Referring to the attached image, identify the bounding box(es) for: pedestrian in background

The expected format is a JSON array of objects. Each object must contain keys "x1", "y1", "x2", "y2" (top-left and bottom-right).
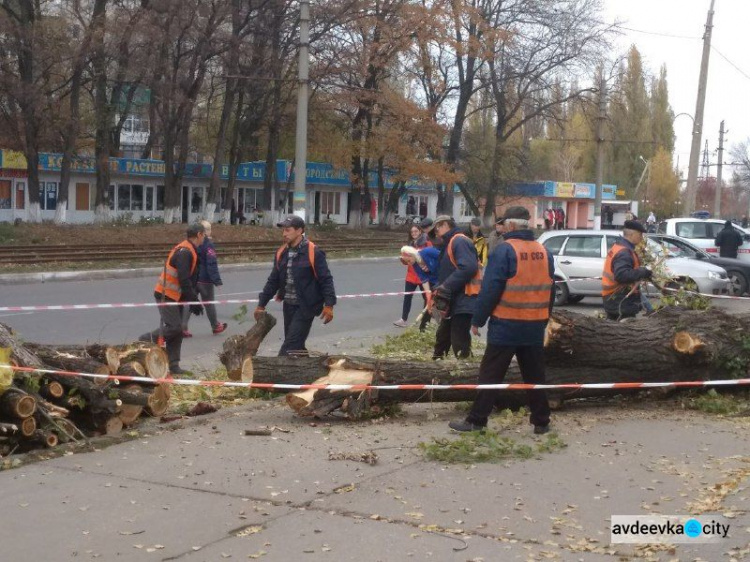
[
  {"x1": 254, "y1": 216, "x2": 336, "y2": 356},
  {"x1": 714, "y1": 220, "x2": 744, "y2": 259},
  {"x1": 429, "y1": 216, "x2": 479, "y2": 359},
  {"x1": 181, "y1": 220, "x2": 228, "y2": 337},
  {"x1": 449, "y1": 206, "x2": 554, "y2": 435},
  {"x1": 465, "y1": 217, "x2": 488, "y2": 267},
  {"x1": 487, "y1": 217, "x2": 506, "y2": 254},
  {"x1": 394, "y1": 224, "x2": 431, "y2": 327},
  {"x1": 140, "y1": 224, "x2": 205, "y2": 375}
]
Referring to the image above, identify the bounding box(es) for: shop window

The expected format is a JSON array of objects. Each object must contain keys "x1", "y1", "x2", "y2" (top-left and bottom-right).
[
  {"x1": 156, "y1": 185, "x2": 165, "y2": 210},
  {"x1": 107, "y1": 185, "x2": 115, "y2": 210},
  {"x1": 190, "y1": 186, "x2": 203, "y2": 212},
  {"x1": 320, "y1": 192, "x2": 340, "y2": 215},
  {"x1": 40, "y1": 182, "x2": 57, "y2": 210},
  {"x1": 131, "y1": 184, "x2": 144, "y2": 210},
  {"x1": 0, "y1": 180, "x2": 10, "y2": 209},
  {"x1": 15, "y1": 182, "x2": 25, "y2": 209},
  {"x1": 117, "y1": 184, "x2": 131, "y2": 211},
  {"x1": 145, "y1": 186, "x2": 154, "y2": 211}
]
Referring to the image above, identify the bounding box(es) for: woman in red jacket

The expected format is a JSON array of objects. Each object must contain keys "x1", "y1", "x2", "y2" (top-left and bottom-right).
[{"x1": 394, "y1": 225, "x2": 431, "y2": 327}]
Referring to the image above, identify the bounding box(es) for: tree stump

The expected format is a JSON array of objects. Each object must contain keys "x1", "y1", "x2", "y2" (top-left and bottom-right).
[{"x1": 219, "y1": 312, "x2": 277, "y2": 380}]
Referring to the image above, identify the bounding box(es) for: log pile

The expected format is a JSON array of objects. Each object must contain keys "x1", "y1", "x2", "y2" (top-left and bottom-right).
[
  {"x1": 221, "y1": 308, "x2": 750, "y2": 419},
  {"x1": 0, "y1": 323, "x2": 172, "y2": 455}
]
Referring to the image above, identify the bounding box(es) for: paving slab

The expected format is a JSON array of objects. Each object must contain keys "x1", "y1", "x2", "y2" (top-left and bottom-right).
[{"x1": 0, "y1": 462, "x2": 292, "y2": 561}]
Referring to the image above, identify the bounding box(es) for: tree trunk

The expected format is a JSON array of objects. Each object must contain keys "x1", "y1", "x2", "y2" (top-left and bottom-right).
[
  {"x1": 0, "y1": 389, "x2": 37, "y2": 419},
  {"x1": 219, "y1": 312, "x2": 278, "y2": 380}
]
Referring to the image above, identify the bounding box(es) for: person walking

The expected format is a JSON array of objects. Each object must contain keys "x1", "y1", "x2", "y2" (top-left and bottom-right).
[
  {"x1": 254, "y1": 215, "x2": 336, "y2": 356},
  {"x1": 181, "y1": 220, "x2": 228, "y2": 337},
  {"x1": 487, "y1": 217, "x2": 506, "y2": 254},
  {"x1": 428, "y1": 216, "x2": 480, "y2": 359},
  {"x1": 139, "y1": 224, "x2": 205, "y2": 375},
  {"x1": 714, "y1": 220, "x2": 744, "y2": 259},
  {"x1": 602, "y1": 220, "x2": 653, "y2": 321},
  {"x1": 466, "y1": 217, "x2": 489, "y2": 266},
  {"x1": 394, "y1": 225, "x2": 431, "y2": 327},
  {"x1": 557, "y1": 207, "x2": 566, "y2": 230},
  {"x1": 449, "y1": 206, "x2": 554, "y2": 435}
]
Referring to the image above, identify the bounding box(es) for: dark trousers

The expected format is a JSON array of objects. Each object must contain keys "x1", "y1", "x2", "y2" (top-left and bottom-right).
[
  {"x1": 467, "y1": 344, "x2": 550, "y2": 428},
  {"x1": 181, "y1": 283, "x2": 219, "y2": 330},
  {"x1": 433, "y1": 313, "x2": 472, "y2": 359},
  {"x1": 603, "y1": 292, "x2": 642, "y2": 320},
  {"x1": 402, "y1": 281, "x2": 430, "y2": 330},
  {"x1": 279, "y1": 302, "x2": 315, "y2": 356},
  {"x1": 141, "y1": 298, "x2": 184, "y2": 367}
]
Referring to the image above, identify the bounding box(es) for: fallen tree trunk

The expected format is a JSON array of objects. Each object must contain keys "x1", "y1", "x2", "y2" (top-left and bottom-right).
[
  {"x1": 219, "y1": 312, "x2": 277, "y2": 380},
  {"x1": 238, "y1": 308, "x2": 750, "y2": 418}
]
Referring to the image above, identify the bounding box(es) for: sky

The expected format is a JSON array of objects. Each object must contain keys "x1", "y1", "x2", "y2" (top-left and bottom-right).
[{"x1": 603, "y1": 0, "x2": 750, "y2": 177}]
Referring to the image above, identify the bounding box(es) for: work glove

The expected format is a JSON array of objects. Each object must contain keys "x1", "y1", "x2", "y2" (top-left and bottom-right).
[
  {"x1": 253, "y1": 306, "x2": 266, "y2": 322},
  {"x1": 320, "y1": 305, "x2": 334, "y2": 324},
  {"x1": 190, "y1": 304, "x2": 204, "y2": 316},
  {"x1": 641, "y1": 267, "x2": 653, "y2": 280}
]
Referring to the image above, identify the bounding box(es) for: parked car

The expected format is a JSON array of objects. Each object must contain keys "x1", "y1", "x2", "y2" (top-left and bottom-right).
[
  {"x1": 657, "y1": 218, "x2": 750, "y2": 262},
  {"x1": 650, "y1": 234, "x2": 750, "y2": 296},
  {"x1": 537, "y1": 230, "x2": 732, "y2": 306}
]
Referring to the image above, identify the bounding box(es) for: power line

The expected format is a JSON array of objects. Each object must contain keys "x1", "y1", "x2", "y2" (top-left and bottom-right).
[
  {"x1": 711, "y1": 46, "x2": 750, "y2": 82},
  {"x1": 612, "y1": 24, "x2": 700, "y2": 41}
]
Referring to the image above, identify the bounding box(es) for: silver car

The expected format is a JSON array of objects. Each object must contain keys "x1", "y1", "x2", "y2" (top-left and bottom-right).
[{"x1": 537, "y1": 230, "x2": 731, "y2": 305}]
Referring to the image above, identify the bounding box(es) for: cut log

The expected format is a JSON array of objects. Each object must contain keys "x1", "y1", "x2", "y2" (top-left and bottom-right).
[
  {"x1": 40, "y1": 381, "x2": 65, "y2": 400},
  {"x1": 219, "y1": 312, "x2": 277, "y2": 380},
  {"x1": 117, "y1": 348, "x2": 169, "y2": 380},
  {"x1": 0, "y1": 389, "x2": 37, "y2": 419},
  {"x1": 117, "y1": 384, "x2": 145, "y2": 425},
  {"x1": 116, "y1": 361, "x2": 146, "y2": 378},
  {"x1": 144, "y1": 384, "x2": 171, "y2": 417},
  {"x1": 101, "y1": 416, "x2": 123, "y2": 435},
  {"x1": 32, "y1": 430, "x2": 58, "y2": 448},
  {"x1": 22, "y1": 346, "x2": 110, "y2": 381},
  {"x1": 49, "y1": 418, "x2": 80, "y2": 443},
  {"x1": 0, "y1": 421, "x2": 18, "y2": 435},
  {"x1": 19, "y1": 416, "x2": 37, "y2": 437},
  {"x1": 241, "y1": 307, "x2": 750, "y2": 418},
  {"x1": 24, "y1": 342, "x2": 120, "y2": 373}
]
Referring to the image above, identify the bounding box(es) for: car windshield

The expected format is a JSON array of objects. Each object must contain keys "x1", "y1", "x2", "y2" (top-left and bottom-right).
[{"x1": 649, "y1": 236, "x2": 709, "y2": 259}]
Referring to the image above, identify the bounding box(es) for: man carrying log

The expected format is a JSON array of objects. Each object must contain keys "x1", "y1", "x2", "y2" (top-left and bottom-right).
[
  {"x1": 254, "y1": 215, "x2": 336, "y2": 356},
  {"x1": 450, "y1": 206, "x2": 554, "y2": 435},
  {"x1": 602, "y1": 220, "x2": 653, "y2": 321},
  {"x1": 139, "y1": 223, "x2": 205, "y2": 375},
  {"x1": 429, "y1": 215, "x2": 480, "y2": 359}
]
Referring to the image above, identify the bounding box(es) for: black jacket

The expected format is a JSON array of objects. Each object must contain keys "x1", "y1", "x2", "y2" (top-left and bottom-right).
[
  {"x1": 437, "y1": 228, "x2": 479, "y2": 316},
  {"x1": 154, "y1": 242, "x2": 199, "y2": 303},
  {"x1": 714, "y1": 226, "x2": 743, "y2": 258},
  {"x1": 258, "y1": 238, "x2": 337, "y2": 314}
]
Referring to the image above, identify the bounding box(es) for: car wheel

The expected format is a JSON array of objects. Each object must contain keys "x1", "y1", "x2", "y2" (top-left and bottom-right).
[
  {"x1": 726, "y1": 270, "x2": 748, "y2": 296},
  {"x1": 554, "y1": 280, "x2": 569, "y2": 306},
  {"x1": 567, "y1": 295, "x2": 585, "y2": 304}
]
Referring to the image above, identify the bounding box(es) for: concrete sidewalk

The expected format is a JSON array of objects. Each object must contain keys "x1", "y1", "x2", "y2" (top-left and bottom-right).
[{"x1": 2, "y1": 399, "x2": 748, "y2": 561}]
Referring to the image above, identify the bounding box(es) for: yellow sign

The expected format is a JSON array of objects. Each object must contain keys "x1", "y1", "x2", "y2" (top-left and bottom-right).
[
  {"x1": 2, "y1": 150, "x2": 27, "y2": 170},
  {"x1": 616, "y1": 189, "x2": 625, "y2": 196},
  {"x1": 556, "y1": 182, "x2": 574, "y2": 198}
]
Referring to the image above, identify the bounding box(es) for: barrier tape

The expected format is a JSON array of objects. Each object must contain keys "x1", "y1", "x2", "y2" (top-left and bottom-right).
[{"x1": 4, "y1": 364, "x2": 750, "y2": 392}]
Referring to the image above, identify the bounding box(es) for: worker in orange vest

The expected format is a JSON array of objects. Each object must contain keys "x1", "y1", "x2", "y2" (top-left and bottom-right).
[
  {"x1": 139, "y1": 224, "x2": 205, "y2": 375},
  {"x1": 449, "y1": 206, "x2": 554, "y2": 435},
  {"x1": 602, "y1": 220, "x2": 652, "y2": 320}
]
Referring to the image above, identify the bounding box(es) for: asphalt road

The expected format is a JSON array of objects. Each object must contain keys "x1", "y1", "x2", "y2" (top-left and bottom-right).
[{"x1": 2, "y1": 259, "x2": 748, "y2": 373}]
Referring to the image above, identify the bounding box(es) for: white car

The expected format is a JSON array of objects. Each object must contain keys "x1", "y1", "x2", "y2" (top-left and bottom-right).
[
  {"x1": 537, "y1": 230, "x2": 731, "y2": 305},
  {"x1": 657, "y1": 218, "x2": 750, "y2": 262}
]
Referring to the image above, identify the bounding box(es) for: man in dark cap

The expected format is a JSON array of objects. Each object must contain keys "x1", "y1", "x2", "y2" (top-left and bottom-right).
[
  {"x1": 601, "y1": 219, "x2": 653, "y2": 320},
  {"x1": 714, "y1": 220, "x2": 744, "y2": 259},
  {"x1": 255, "y1": 215, "x2": 336, "y2": 355},
  {"x1": 487, "y1": 216, "x2": 506, "y2": 254},
  {"x1": 450, "y1": 206, "x2": 554, "y2": 434},
  {"x1": 429, "y1": 215, "x2": 479, "y2": 359},
  {"x1": 420, "y1": 217, "x2": 434, "y2": 240},
  {"x1": 465, "y1": 217, "x2": 488, "y2": 266}
]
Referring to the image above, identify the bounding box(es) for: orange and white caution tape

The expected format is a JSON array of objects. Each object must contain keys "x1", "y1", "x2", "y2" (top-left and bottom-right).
[{"x1": 4, "y1": 365, "x2": 750, "y2": 392}]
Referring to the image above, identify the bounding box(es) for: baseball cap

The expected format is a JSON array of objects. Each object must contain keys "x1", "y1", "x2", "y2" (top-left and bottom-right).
[
  {"x1": 420, "y1": 217, "x2": 433, "y2": 229},
  {"x1": 276, "y1": 215, "x2": 306, "y2": 229},
  {"x1": 501, "y1": 206, "x2": 531, "y2": 221}
]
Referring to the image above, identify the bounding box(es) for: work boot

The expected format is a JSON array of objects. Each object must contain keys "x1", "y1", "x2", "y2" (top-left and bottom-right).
[
  {"x1": 533, "y1": 425, "x2": 550, "y2": 435},
  {"x1": 448, "y1": 420, "x2": 486, "y2": 433},
  {"x1": 212, "y1": 322, "x2": 228, "y2": 335},
  {"x1": 169, "y1": 364, "x2": 189, "y2": 376}
]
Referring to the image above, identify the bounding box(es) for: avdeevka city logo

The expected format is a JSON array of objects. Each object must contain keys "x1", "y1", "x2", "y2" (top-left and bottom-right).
[{"x1": 684, "y1": 519, "x2": 702, "y2": 538}]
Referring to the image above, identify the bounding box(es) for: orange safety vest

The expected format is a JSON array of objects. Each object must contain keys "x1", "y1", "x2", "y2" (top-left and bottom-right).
[
  {"x1": 602, "y1": 243, "x2": 640, "y2": 297},
  {"x1": 492, "y1": 239, "x2": 553, "y2": 322},
  {"x1": 447, "y1": 233, "x2": 483, "y2": 296},
  {"x1": 154, "y1": 240, "x2": 198, "y2": 301},
  {"x1": 276, "y1": 240, "x2": 317, "y2": 279}
]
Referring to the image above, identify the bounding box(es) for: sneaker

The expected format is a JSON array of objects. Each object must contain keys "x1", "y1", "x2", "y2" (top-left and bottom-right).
[
  {"x1": 393, "y1": 319, "x2": 408, "y2": 328},
  {"x1": 182, "y1": 330, "x2": 193, "y2": 338},
  {"x1": 533, "y1": 425, "x2": 550, "y2": 435},
  {"x1": 212, "y1": 322, "x2": 228, "y2": 335},
  {"x1": 448, "y1": 420, "x2": 486, "y2": 433}
]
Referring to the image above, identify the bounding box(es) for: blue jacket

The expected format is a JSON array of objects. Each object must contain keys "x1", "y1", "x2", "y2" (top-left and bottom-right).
[
  {"x1": 258, "y1": 238, "x2": 337, "y2": 315},
  {"x1": 472, "y1": 230, "x2": 555, "y2": 347},
  {"x1": 414, "y1": 247, "x2": 440, "y2": 286},
  {"x1": 437, "y1": 228, "x2": 478, "y2": 316},
  {"x1": 197, "y1": 238, "x2": 223, "y2": 285}
]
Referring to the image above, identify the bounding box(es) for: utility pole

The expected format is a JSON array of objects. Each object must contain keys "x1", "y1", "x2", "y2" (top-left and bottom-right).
[
  {"x1": 714, "y1": 120, "x2": 725, "y2": 217},
  {"x1": 292, "y1": 0, "x2": 310, "y2": 222},
  {"x1": 594, "y1": 72, "x2": 606, "y2": 230},
  {"x1": 683, "y1": 0, "x2": 715, "y2": 216}
]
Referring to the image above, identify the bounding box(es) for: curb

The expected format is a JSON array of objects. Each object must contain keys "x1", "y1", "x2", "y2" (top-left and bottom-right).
[{"x1": 0, "y1": 255, "x2": 396, "y2": 286}]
